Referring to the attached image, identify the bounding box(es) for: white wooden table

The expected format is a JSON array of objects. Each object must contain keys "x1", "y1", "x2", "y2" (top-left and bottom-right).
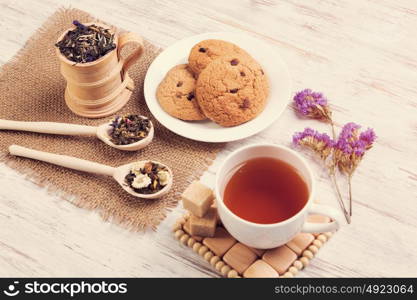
[{"x1": 0, "y1": 0, "x2": 416, "y2": 277}]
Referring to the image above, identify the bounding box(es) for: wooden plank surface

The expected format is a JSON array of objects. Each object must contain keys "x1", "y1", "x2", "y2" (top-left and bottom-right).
[{"x1": 0, "y1": 0, "x2": 416, "y2": 277}]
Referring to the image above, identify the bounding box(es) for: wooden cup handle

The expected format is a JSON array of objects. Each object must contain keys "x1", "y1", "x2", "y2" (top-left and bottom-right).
[{"x1": 117, "y1": 32, "x2": 144, "y2": 74}]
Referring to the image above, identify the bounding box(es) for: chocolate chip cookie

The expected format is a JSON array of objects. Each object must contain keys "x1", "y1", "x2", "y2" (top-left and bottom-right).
[
  {"x1": 156, "y1": 64, "x2": 206, "y2": 121},
  {"x1": 188, "y1": 39, "x2": 249, "y2": 75},
  {"x1": 196, "y1": 55, "x2": 269, "y2": 127}
]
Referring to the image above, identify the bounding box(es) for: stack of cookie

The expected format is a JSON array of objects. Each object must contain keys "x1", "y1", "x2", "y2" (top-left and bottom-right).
[{"x1": 156, "y1": 39, "x2": 269, "y2": 127}]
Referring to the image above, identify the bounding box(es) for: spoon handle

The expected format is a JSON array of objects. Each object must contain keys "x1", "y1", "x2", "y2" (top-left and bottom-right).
[
  {"x1": 0, "y1": 119, "x2": 97, "y2": 136},
  {"x1": 9, "y1": 145, "x2": 115, "y2": 176}
]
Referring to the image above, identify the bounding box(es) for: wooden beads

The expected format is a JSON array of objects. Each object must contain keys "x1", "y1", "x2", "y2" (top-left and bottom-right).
[
  {"x1": 312, "y1": 239, "x2": 323, "y2": 248},
  {"x1": 198, "y1": 245, "x2": 209, "y2": 256},
  {"x1": 227, "y1": 270, "x2": 239, "y2": 278},
  {"x1": 300, "y1": 257, "x2": 309, "y2": 267},
  {"x1": 187, "y1": 237, "x2": 196, "y2": 247},
  {"x1": 302, "y1": 250, "x2": 314, "y2": 260},
  {"x1": 317, "y1": 234, "x2": 327, "y2": 243},
  {"x1": 210, "y1": 256, "x2": 220, "y2": 266},
  {"x1": 308, "y1": 245, "x2": 319, "y2": 255},
  {"x1": 173, "y1": 214, "x2": 335, "y2": 279},
  {"x1": 180, "y1": 234, "x2": 190, "y2": 245},
  {"x1": 204, "y1": 251, "x2": 214, "y2": 262},
  {"x1": 192, "y1": 242, "x2": 202, "y2": 252},
  {"x1": 283, "y1": 232, "x2": 331, "y2": 276},
  {"x1": 215, "y1": 261, "x2": 225, "y2": 271},
  {"x1": 293, "y1": 260, "x2": 303, "y2": 270},
  {"x1": 221, "y1": 265, "x2": 231, "y2": 276},
  {"x1": 174, "y1": 230, "x2": 184, "y2": 240},
  {"x1": 282, "y1": 271, "x2": 294, "y2": 278},
  {"x1": 288, "y1": 266, "x2": 298, "y2": 276}
]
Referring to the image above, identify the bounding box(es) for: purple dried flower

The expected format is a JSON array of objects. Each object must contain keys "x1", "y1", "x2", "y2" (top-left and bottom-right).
[
  {"x1": 334, "y1": 123, "x2": 376, "y2": 174},
  {"x1": 72, "y1": 20, "x2": 87, "y2": 30},
  {"x1": 293, "y1": 127, "x2": 334, "y2": 160},
  {"x1": 85, "y1": 54, "x2": 95, "y2": 62},
  {"x1": 293, "y1": 89, "x2": 332, "y2": 122},
  {"x1": 110, "y1": 116, "x2": 120, "y2": 128},
  {"x1": 360, "y1": 128, "x2": 376, "y2": 149},
  {"x1": 339, "y1": 122, "x2": 360, "y2": 140}
]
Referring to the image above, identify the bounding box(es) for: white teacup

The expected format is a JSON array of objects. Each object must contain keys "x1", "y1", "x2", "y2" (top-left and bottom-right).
[{"x1": 215, "y1": 144, "x2": 343, "y2": 249}]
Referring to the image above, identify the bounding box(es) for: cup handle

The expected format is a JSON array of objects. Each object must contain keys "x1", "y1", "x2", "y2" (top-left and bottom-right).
[
  {"x1": 301, "y1": 203, "x2": 343, "y2": 233},
  {"x1": 117, "y1": 32, "x2": 144, "y2": 75}
]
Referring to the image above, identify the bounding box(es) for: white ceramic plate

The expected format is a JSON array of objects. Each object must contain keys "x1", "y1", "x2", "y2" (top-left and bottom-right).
[{"x1": 144, "y1": 32, "x2": 292, "y2": 143}]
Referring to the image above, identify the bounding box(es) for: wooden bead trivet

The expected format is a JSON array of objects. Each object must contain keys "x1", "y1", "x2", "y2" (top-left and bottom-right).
[{"x1": 172, "y1": 213, "x2": 335, "y2": 278}]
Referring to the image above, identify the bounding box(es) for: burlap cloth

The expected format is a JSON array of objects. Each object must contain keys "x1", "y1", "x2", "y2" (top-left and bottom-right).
[{"x1": 0, "y1": 8, "x2": 223, "y2": 230}]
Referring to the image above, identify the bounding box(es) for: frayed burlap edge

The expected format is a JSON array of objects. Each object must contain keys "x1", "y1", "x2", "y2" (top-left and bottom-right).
[{"x1": 0, "y1": 7, "x2": 223, "y2": 231}]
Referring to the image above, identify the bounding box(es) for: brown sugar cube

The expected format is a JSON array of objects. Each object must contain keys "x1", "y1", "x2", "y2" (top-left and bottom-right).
[
  {"x1": 223, "y1": 243, "x2": 257, "y2": 274},
  {"x1": 243, "y1": 260, "x2": 279, "y2": 278},
  {"x1": 182, "y1": 181, "x2": 214, "y2": 217},
  {"x1": 307, "y1": 214, "x2": 331, "y2": 237},
  {"x1": 203, "y1": 227, "x2": 236, "y2": 257},
  {"x1": 210, "y1": 202, "x2": 221, "y2": 224},
  {"x1": 262, "y1": 246, "x2": 297, "y2": 275},
  {"x1": 189, "y1": 207, "x2": 218, "y2": 237},
  {"x1": 286, "y1": 233, "x2": 315, "y2": 256},
  {"x1": 247, "y1": 247, "x2": 266, "y2": 257},
  {"x1": 183, "y1": 219, "x2": 203, "y2": 241}
]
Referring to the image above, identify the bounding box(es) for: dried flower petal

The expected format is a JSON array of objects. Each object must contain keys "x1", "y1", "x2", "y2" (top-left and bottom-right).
[
  {"x1": 72, "y1": 20, "x2": 86, "y2": 30},
  {"x1": 359, "y1": 128, "x2": 377, "y2": 150},
  {"x1": 293, "y1": 127, "x2": 334, "y2": 160},
  {"x1": 334, "y1": 123, "x2": 376, "y2": 175},
  {"x1": 293, "y1": 89, "x2": 332, "y2": 122}
]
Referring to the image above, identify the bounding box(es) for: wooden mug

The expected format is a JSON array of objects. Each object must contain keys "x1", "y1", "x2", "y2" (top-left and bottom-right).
[{"x1": 56, "y1": 23, "x2": 144, "y2": 118}]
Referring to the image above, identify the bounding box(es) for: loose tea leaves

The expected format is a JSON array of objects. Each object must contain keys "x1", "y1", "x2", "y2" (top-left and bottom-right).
[
  {"x1": 125, "y1": 162, "x2": 170, "y2": 194},
  {"x1": 109, "y1": 115, "x2": 151, "y2": 145},
  {"x1": 55, "y1": 20, "x2": 116, "y2": 63}
]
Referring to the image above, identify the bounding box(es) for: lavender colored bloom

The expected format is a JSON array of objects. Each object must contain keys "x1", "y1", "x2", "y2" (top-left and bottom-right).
[
  {"x1": 335, "y1": 123, "x2": 376, "y2": 174},
  {"x1": 338, "y1": 122, "x2": 360, "y2": 140},
  {"x1": 335, "y1": 123, "x2": 376, "y2": 156},
  {"x1": 293, "y1": 89, "x2": 332, "y2": 122},
  {"x1": 85, "y1": 54, "x2": 95, "y2": 62},
  {"x1": 293, "y1": 127, "x2": 334, "y2": 160},
  {"x1": 360, "y1": 128, "x2": 377, "y2": 149},
  {"x1": 292, "y1": 127, "x2": 315, "y2": 145},
  {"x1": 110, "y1": 116, "x2": 120, "y2": 128},
  {"x1": 72, "y1": 20, "x2": 86, "y2": 30},
  {"x1": 354, "y1": 146, "x2": 365, "y2": 157}
]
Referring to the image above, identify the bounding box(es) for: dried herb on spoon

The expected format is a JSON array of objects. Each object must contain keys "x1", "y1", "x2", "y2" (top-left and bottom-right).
[
  {"x1": 109, "y1": 115, "x2": 151, "y2": 145},
  {"x1": 55, "y1": 20, "x2": 116, "y2": 63},
  {"x1": 125, "y1": 162, "x2": 170, "y2": 194}
]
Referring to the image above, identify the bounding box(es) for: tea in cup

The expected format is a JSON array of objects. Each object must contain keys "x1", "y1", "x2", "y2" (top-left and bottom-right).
[{"x1": 215, "y1": 143, "x2": 343, "y2": 249}]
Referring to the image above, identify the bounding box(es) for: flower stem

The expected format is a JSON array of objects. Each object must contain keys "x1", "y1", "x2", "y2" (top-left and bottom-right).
[
  {"x1": 348, "y1": 174, "x2": 353, "y2": 217},
  {"x1": 330, "y1": 120, "x2": 336, "y2": 140},
  {"x1": 328, "y1": 169, "x2": 351, "y2": 224},
  {"x1": 327, "y1": 121, "x2": 350, "y2": 223}
]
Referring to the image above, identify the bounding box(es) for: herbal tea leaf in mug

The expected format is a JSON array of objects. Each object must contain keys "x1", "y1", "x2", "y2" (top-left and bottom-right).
[{"x1": 55, "y1": 20, "x2": 116, "y2": 63}]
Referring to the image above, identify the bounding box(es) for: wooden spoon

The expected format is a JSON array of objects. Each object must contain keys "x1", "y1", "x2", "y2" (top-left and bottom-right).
[
  {"x1": 8, "y1": 145, "x2": 172, "y2": 199},
  {"x1": 0, "y1": 118, "x2": 153, "y2": 151}
]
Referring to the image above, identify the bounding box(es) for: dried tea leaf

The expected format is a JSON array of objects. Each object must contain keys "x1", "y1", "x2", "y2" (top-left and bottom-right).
[{"x1": 55, "y1": 20, "x2": 116, "y2": 63}]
